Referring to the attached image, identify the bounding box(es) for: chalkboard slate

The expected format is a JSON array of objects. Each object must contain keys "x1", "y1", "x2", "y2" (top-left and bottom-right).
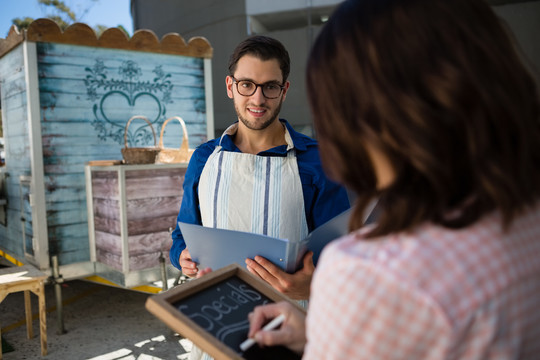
[
  {"x1": 174, "y1": 276, "x2": 271, "y2": 348},
  {"x1": 146, "y1": 264, "x2": 304, "y2": 360}
]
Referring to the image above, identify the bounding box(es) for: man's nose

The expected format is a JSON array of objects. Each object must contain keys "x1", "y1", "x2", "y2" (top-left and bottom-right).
[{"x1": 250, "y1": 85, "x2": 266, "y2": 103}]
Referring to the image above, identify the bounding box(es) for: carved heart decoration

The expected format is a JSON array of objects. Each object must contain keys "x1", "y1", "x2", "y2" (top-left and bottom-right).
[
  {"x1": 99, "y1": 91, "x2": 164, "y2": 146},
  {"x1": 85, "y1": 59, "x2": 174, "y2": 145}
]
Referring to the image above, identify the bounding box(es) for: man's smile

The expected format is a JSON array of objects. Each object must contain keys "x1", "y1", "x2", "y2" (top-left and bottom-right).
[{"x1": 247, "y1": 107, "x2": 268, "y2": 117}]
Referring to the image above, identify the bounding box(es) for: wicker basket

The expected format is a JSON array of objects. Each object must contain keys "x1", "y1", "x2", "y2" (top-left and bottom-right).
[
  {"x1": 156, "y1": 116, "x2": 195, "y2": 164},
  {"x1": 121, "y1": 115, "x2": 160, "y2": 164}
]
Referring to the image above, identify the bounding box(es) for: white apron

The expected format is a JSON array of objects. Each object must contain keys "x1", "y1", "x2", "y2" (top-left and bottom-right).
[{"x1": 198, "y1": 123, "x2": 309, "y2": 242}]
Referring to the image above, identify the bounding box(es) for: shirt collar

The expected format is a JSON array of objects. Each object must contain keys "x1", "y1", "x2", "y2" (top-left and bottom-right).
[{"x1": 218, "y1": 119, "x2": 308, "y2": 153}]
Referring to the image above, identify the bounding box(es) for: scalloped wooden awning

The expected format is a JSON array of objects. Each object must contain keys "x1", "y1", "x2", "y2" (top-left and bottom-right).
[{"x1": 0, "y1": 18, "x2": 213, "y2": 59}]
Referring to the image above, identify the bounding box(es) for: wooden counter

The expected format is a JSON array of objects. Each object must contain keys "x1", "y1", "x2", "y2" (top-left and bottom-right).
[{"x1": 85, "y1": 162, "x2": 187, "y2": 286}]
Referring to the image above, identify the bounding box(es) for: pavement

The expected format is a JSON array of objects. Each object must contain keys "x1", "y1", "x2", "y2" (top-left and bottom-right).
[{"x1": 0, "y1": 263, "x2": 194, "y2": 360}]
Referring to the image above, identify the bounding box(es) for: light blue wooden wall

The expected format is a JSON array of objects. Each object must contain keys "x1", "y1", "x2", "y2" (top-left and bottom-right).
[
  {"x1": 0, "y1": 41, "x2": 209, "y2": 266},
  {"x1": 0, "y1": 44, "x2": 34, "y2": 261}
]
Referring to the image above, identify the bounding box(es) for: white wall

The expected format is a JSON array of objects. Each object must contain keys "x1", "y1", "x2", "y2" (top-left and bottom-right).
[{"x1": 246, "y1": 0, "x2": 341, "y2": 15}]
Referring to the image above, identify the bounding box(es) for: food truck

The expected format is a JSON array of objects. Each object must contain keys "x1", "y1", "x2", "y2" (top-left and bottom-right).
[{"x1": 0, "y1": 19, "x2": 213, "y2": 290}]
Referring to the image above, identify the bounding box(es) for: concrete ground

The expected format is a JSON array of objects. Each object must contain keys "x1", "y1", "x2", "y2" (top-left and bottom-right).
[{"x1": 1, "y1": 271, "x2": 193, "y2": 359}]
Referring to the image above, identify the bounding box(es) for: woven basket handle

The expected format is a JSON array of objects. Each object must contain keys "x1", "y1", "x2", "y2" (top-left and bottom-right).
[
  {"x1": 159, "y1": 116, "x2": 189, "y2": 152},
  {"x1": 124, "y1": 115, "x2": 157, "y2": 149}
]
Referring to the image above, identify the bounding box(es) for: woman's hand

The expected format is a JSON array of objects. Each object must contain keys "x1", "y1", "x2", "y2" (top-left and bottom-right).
[
  {"x1": 196, "y1": 267, "x2": 213, "y2": 278},
  {"x1": 247, "y1": 301, "x2": 307, "y2": 354}
]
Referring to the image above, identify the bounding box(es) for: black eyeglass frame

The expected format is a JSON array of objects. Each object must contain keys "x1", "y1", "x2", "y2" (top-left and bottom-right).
[{"x1": 231, "y1": 77, "x2": 286, "y2": 99}]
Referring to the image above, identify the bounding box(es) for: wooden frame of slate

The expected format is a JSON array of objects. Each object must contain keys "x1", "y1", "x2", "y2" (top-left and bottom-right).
[
  {"x1": 146, "y1": 263, "x2": 305, "y2": 360},
  {"x1": 0, "y1": 19, "x2": 213, "y2": 283}
]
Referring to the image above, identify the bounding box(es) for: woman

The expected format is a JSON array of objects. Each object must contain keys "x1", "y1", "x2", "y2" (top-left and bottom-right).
[{"x1": 247, "y1": 0, "x2": 540, "y2": 358}]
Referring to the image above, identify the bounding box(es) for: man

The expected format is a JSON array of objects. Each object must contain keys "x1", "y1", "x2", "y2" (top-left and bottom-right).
[{"x1": 169, "y1": 35, "x2": 350, "y2": 300}]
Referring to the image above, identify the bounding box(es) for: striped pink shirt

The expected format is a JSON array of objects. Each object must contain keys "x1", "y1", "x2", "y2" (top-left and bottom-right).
[{"x1": 305, "y1": 203, "x2": 540, "y2": 359}]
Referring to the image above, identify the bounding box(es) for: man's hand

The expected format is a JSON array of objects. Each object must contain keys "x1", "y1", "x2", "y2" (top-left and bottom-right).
[
  {"x1": 248, "y1": 301, "x2": 306, "y2": 354},
  {"x1": 179, "y1": 248, "x2": 199, "y2": 277},
  {"x1": 245, "y1": 251, "x2": 314, "y2": 300}
]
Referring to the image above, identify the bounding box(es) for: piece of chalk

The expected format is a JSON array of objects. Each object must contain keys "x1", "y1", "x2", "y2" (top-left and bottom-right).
[{"x1": 240, "y1": 314, "x2": 286, "y2": 352}]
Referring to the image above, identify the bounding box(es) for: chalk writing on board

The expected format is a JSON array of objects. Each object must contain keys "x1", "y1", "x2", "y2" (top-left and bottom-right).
[{"x1": 175, "y1": 277, "x2": 272, "y2": 350}]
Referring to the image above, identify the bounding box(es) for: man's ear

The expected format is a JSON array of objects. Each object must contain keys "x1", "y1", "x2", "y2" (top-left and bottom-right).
[
  {"x1": 281, "y1": 80, "x2": 291, "y2": 100},
  {"x1": 226, "y1": 76, "x2": 234, "y2": 99}
]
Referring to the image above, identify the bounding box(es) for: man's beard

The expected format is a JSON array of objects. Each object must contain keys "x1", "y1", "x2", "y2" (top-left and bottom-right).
[{"x1": 234, "y1": 97, "x2": 284, "y2": 131}]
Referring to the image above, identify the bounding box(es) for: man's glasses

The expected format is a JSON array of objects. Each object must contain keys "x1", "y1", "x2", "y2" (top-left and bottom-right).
[{"x1": 231, "y1": 77, "x2": 285, "y2": 99}]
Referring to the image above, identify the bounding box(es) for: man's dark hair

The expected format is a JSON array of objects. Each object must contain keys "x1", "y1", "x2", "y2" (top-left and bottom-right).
[{"x1": 228, "y1": 35, "x2": 290, "y2": 83}]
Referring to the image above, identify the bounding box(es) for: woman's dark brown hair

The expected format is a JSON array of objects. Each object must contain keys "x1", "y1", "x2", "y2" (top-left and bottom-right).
[{"x1": 307, "y1": 0, "x2": 540, "y2": 236}]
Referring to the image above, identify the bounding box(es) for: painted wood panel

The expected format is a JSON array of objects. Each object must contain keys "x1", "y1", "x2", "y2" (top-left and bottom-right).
[
  {"x1": 89, "y1": 164, "x2": 187, "y2": 272},
  {"x1": 19, "y1": 179, "x2": 34, "y2": 258},
  {"x1": 95, "y1": 230, "x2": 171, "y2": 255},
  {"x1": 47, "y1": 207, "x2": 88, "y2": 225},
  {"x1": 95, "y1": 246, "x2": 170, "y2": 272},
  {"x1": 36, "y1": 43, "x2": 207, "y2": 144},
  {"x1": 0, "y1": 44, "x2": 33, "y2": 260}
]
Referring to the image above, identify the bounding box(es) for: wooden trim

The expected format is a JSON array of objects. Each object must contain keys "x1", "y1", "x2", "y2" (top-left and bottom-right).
[
  {"x1": 118, "y1": 167, "x2": 130, "y2": 274},
  {"x1": 85, "y1": 165, "x2": 97, "y2": 263},
  {"x1": 0, "y1": 25, "x2": 24, "y2": 59},
  {"x1": 23, "y1": 41, "x2": 50, "y2": 271},
  {"x1": 1, "y1": 18, "x2": 213, "y2": 59},
  {"x1": 204, "y1": 58, "x2": 215, "y2": 140}
]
